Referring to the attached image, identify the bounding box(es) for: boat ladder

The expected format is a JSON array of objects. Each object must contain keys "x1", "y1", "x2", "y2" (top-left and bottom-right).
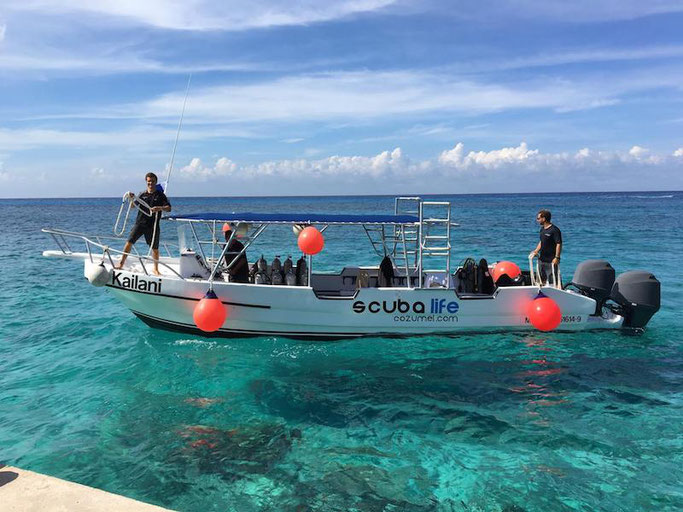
[
  {"x1": 418, "y1": 200, "x2": 452, "y2": 287},
  {"x1": 392, "y1": 197, "x2": 421, "y2": 275}
]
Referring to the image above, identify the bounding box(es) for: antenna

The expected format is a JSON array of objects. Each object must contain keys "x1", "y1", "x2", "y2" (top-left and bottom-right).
[{"x1": 163, "y1": 74, "x2": 192, "y2": 195}]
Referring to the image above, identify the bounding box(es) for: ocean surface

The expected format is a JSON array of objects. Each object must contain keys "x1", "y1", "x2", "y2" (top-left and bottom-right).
[{"x1": 1, "y1": 192, "x2": 682, "y2": 511}]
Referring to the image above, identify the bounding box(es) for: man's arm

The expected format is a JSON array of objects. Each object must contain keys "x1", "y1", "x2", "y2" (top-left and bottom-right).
[
  {"x1": 552, "y1": 229, "x2": 562, "y2": 264},
  {"x1": 530, "y1": 241, "x2": 541, "y2": 257},
  {"x1": 553, "y1": 243, "x2": 562, "y2": 265},
  {"x1": 151, "y1": 193, "x2": 172, "y2": 213}
]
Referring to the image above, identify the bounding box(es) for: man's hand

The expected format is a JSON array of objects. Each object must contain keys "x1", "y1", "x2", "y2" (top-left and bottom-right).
[
  {"x1": 552, "y1": 257, "x2": 560, "y2": 265},
  {"x1": 529, "y1": 251, "x2": 538, "y2": 258},
  {"x1": 150, "y1": 206, "x2": 164, "y2": 213}
]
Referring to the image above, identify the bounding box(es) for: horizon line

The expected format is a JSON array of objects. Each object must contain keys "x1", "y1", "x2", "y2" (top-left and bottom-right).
[{"x1": 0, "y1": 189, "x2": 680, "y2": 201}]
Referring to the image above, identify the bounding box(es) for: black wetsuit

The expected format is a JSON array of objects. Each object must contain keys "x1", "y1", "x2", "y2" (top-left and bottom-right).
[
  {"x1": 127, "y1": 189, "x2": 171, "y2": 250},
  {"x1": 224, "y1": 238, "x2": 250, "y2": 283}
]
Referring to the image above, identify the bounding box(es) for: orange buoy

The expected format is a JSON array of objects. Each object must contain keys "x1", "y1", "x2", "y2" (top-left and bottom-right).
[
  {"x1": 297, "y1": 226, "x2": 324, "y2": 255},
  {"x1": 527, "y1": 293, "x2": 562, "y2": 331},
  {"x1": 193, "y1": 290, "x2": 227, "y2": 332},
  {"x1": 492, "y1": 260, "x2": 521, "y2": 282}
]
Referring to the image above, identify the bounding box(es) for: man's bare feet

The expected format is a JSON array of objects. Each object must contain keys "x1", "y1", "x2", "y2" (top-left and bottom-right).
[
  {"x1": 153, "y1": 269, "x2": 162, "y2": 276},
  {"x1": 115, "y1": 263, "x2": 124, "y2": 270}
]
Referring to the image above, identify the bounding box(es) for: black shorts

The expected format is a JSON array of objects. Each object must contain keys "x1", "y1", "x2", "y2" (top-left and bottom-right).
[{"x1": 128, "y1": 222, "x2": 161, "y2": 250}]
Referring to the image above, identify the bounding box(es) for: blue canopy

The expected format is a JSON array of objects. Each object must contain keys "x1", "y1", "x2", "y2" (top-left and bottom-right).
[{"x1": 166, "y1": 212, "x2": 419, "y2": 225}]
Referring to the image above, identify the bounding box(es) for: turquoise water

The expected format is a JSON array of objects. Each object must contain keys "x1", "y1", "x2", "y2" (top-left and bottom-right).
[{"x1": 1, "y1": 192, "x2": 682, "y2": 511}]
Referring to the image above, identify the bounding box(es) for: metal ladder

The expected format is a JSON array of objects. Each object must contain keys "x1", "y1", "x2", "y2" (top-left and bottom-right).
[
  {"x1": 418, "y1": 200, "x2": 452, "y2": 287},
  {"x1": 393, "y1": 197, "x2": 422, "y2": 276}
]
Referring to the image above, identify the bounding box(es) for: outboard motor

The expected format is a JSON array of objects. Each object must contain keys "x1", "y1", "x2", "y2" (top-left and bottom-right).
[
  {"x1": 610, "y1": 271, "x2": 661, "y2": 328},
  {"x1": 569, "y1": 259, "x2": 615, "y2": 314}
]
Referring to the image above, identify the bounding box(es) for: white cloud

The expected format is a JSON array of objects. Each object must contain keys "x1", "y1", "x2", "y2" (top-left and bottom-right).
[
  {"x1": 0, "y1": 53, "x2": 260, "y2": 74},
  {"x1": 457, "y1": 0, "x2": 683, "y2": 23},
  {"x1": 629, "y1": 145, "x2": 648, "y2": 157},
  {"x1": 124, "y1": 71, "x2": 627, "y2": 125},
  {"x1": 174, "y1": 142, "x2": 683, "y2": 190},
  {"x1": 5, "y1": 1, "x2": 398, "y2": 31},
  {"x1": 674, "y1": 148, "x2": 683, "y2": 157},
  {"x1": 462, "y1": 45, "x2": 683, "y2": 74},
  {"x1": 4, "y1": 142, "x2": 683, "y2": 197},
  {"x1": 0, "y1": 126, "x2": 254, "y2": 152},
  {"x1": 178, "y1": 156, "x2": 238, "y2": 180},
  {"x1": 439, "y1": 142, "x2": 539, "y2": 169}
]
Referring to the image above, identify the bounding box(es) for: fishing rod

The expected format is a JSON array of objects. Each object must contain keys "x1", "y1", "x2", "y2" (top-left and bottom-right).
[
  {"x1": 163, "y1": 74, "x2": 192, "y2": 195},
  {"x1": 148, "y1": 74, "x2": 192, "y2": 257}
]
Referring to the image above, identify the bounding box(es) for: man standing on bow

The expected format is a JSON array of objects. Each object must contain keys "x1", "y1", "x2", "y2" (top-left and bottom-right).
[
  {"x1": 530, "y1": 209, "x2": 562, "y2": 285},
  {"x1": 116, "y1": 172, "x2": 172, "y2": 275}
]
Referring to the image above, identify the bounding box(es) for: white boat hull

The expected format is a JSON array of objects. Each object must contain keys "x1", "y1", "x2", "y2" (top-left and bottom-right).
[{"x1": 89, "y1": 261, "x2": 624, "y2": 339}]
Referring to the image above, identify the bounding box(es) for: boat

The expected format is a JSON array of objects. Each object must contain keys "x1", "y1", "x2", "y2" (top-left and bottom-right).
[{"x1": 42, "y1": 196, "x2": 660, "y2": 339}]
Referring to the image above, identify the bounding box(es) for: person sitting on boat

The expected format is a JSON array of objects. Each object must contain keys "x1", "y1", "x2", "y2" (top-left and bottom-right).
[
  {"x1": 222, "y1": 223, "x2": 250, "y2": 283},
  {"x1": 115, "y1": 172, "x2": 172, "y2": 275},
  {"x1": 530, "y1": 209, "x2": 562, "y2": 285}
]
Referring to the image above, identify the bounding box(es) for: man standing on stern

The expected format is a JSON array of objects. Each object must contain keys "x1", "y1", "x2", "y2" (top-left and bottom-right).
[
  {"x1": 530, "y1": 209, "x2": 562, "y2": 286},
  {"x1": 116, "y1": 172, "x2": 172, "y2": 275}
]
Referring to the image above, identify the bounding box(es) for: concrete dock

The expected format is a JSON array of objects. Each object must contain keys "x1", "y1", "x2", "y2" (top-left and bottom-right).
[{"x1": 0, "y1": 465, "x2": 173, "y2": 512}]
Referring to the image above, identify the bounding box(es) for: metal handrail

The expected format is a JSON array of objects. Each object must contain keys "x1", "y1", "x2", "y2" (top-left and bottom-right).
[
  {"x1": 42, "y1": 228, "x2": 185, "y2": 280},
  {"x1": 528, "y1": 254, "x2": 562, "y2": 289}
]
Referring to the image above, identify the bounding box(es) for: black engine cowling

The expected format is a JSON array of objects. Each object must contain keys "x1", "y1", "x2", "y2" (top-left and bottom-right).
[
  {"x1": 569, "y1": 259, "x2": 616, "y2": 313},
  {"x1": 610, "y1": 271, "x2": 661, "y2": 328}
]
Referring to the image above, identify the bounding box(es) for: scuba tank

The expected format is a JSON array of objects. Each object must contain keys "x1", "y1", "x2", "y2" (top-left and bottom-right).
[
  {"x1": 257, "y1": 254, "x2": 267, "y2": 272},
  {"x1": 284, "y1": 256, "x2": 296, "y2": 286},
  {"x1": 283, "y1": 255, "x2": 293, "y2": 275},
  {"x1": 254, "y1": 254, "x2": 270, "y2": 285},
  {"x1": 271, "y1": 255, "x2": 284, "y2": 285},
  {"x1": 296, "y1": 256, "x2": 308, "y2": 286}
]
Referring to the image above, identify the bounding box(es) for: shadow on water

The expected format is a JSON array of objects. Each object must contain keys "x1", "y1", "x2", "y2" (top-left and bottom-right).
[
  {"x1": 42, "y1": 327, "x2": 676, "y2": 511},
  {"x1": 250, "y1": 331, "x2": 680, "y2": 429}
]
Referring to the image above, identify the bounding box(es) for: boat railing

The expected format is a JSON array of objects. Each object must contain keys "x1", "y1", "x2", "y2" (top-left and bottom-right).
[
  {"x1": 528, "y1": 254, "x2": 562, "y2": 289},
  {"x1": 42, "y1": 228, "x2": 184, "y2": 279}
]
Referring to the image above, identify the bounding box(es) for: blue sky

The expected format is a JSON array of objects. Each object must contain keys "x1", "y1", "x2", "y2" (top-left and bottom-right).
[{"x1": 1, "y1": 0, "x2": 682, "y2": 197}]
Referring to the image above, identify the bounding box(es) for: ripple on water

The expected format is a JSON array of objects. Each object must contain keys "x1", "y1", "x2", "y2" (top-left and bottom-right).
[{"x1": 1, "y1": 194, "x2": 682, "y2": 511}]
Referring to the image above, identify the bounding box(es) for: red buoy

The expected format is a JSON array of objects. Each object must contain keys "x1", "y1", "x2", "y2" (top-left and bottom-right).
[
  {"x1": 297, "y1": 226, "x2": 324, "y2": 255},
  {"x1": 193, "y1": 290, "x2": 227, "y2": 332},
  {"x1": 527, "y1": 294, "x2": 562, "y2": 331},
  {"x1": 492, "y1": 261, "x2": 521, "y2": 282}
]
